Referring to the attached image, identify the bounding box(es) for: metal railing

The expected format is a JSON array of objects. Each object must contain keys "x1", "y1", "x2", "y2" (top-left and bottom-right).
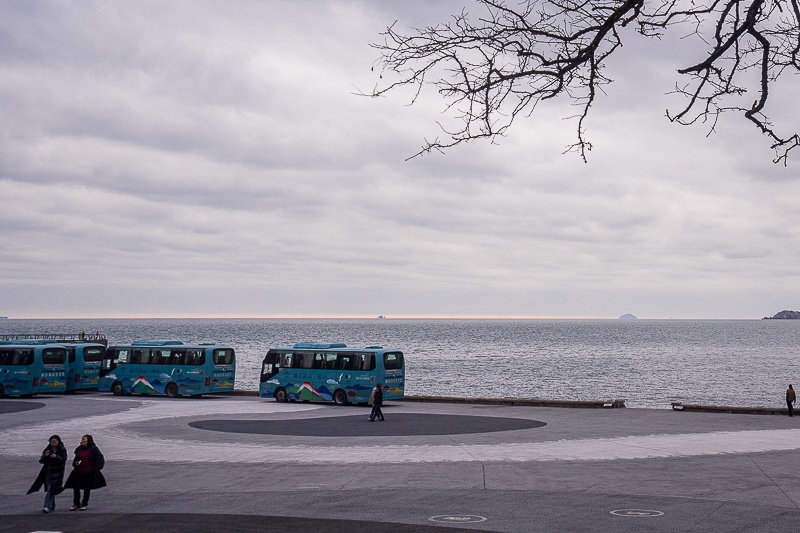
[{"x1": 0, "y1": 333, "x2": 108, "y2": 347}]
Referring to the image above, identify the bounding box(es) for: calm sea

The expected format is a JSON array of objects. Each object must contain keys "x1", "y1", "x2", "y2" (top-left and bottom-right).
[{"x1": 1, "y1": 318, "x2": 798, "y2": 409}]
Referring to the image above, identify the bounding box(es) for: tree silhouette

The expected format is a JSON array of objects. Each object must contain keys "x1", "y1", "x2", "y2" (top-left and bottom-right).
[{"x1": 368, "y1": 0, "x2": 800, "y2": 163}]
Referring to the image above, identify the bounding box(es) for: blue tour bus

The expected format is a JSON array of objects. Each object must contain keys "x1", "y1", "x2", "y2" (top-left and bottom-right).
[
  {"x1": 0, "y1": 341, "x2": 67, "y2": 397},
  {"x1": 64, "y1": 342, "x2": 106, "y2": 392},
  {"x1": 259, "y1": 343, "x2": 405, "y2": 405},
  {"x1": 98, "y1": 340, "x2": 236, "y2": 397}
]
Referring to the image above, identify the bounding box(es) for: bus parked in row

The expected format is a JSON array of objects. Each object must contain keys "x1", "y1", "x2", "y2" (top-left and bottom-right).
[
  {"x1": 99, "y1": 340, "x2": 235, "y2": 398},
  {"x1": 0, "y1": 341, "x2": 67, "y2": 397},
  {"x1": 259, "y1": 343, "x2": 404, "y2": 405},
  {"x1": 64, "y1": 342, "x2": 106, "y2": 392}
]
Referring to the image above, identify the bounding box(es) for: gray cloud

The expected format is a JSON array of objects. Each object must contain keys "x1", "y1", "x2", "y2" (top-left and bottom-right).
[{"x1": 0, "y1": 0, "x2": 799, "y2": 319}]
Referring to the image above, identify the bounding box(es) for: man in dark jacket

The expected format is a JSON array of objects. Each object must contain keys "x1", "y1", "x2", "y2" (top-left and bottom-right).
[
  {"x1": 27, "y1": 434, "x2": 68, "y2": 512},
  {"x1": 368, "y1": 383, "x2": 385, "y2": 422},
  {"x1": 787, "y1": 384, "x2": 796, "y2": 417}
]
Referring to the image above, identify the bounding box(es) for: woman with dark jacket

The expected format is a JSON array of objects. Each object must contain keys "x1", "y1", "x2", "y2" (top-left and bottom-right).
[
  {"x1": 27, "y1": 434, "x2": 68, "y2": 512},
  {"x1": 63, "y1": 434, "x2": 106, "y2": 511}
]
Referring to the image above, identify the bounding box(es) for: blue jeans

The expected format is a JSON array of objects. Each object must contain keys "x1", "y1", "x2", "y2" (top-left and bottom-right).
[
  {"x1": 43, "y1": 479, "x2": 56, "y2": 510},
  {"x1": 370, "y1": 405, "x2": 384, "y2": 420}
]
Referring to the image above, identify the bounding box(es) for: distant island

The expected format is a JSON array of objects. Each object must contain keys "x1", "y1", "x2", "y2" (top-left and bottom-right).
[
  {"x1": 763, "y1": 310, "x2": 800, "y2": 320},
  {"x1": 619, "y1": 314, "x2": 637, "y2": 320}
]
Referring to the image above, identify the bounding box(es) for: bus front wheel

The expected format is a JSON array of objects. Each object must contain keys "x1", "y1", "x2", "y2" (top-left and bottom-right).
[
  {"x1": 274, "y1": 388, "x2": 288, "y2": 403},
  {"x1": 333, "y1": 389, "x2": 347, "y2": 406},
  {"x1": 165, "y1": 383, "x2": 179, "y2": 398},
  {"x1": 111, "y1": 382, "x2": 124, "y2": 396}
]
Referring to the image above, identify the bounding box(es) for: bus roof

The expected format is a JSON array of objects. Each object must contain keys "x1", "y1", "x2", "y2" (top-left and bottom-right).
[
  {"x1": 274, "y1": 343, "x2": 394, "y2": 352},
  {"x1": 131, "y1": 340, "x2": 184, "y2": 346},
  {"x1": 293, "y1": 343, "x2": 347, "y2": 349}
]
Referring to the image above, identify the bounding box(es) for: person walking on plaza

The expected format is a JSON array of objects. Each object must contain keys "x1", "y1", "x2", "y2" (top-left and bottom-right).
[
  {"x1": 27, "y1": 434, "x2": 67, "y2": 512},
  {"x1": 64, "y1": 434, "x2": 106, "y2": 510},
  {"x1": 368, "y1": 383, "x2": 385, "y2": 422},
  {"x1": 787, "y1": 384, "x2": 796, "y2": 417}
]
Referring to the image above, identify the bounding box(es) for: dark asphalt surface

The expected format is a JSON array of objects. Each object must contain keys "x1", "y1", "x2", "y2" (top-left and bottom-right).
[
  {"x1": 188, "y1": 413, "x2": 548, "y2": 436},
  {"x1": 0, "y1": 400, "x2": 45, "y2": 414},
  {"x1": 4, "y1": 513, "x2": 494, "y2": 533}
]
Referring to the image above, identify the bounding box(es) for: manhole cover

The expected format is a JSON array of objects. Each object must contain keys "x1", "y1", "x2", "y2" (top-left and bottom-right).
[
  {"x1": 610, "y1": 509, "x2": 664, "y2": 517},
  {"x1": 429, "y1": 515, "x2": 487, "y2": 523}
]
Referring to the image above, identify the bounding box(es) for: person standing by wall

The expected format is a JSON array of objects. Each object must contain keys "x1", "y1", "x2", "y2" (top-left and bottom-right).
[
  {"x1": 787, "y1": 385, "x2": 796, "y2": 417},
  {"x1": 27, "y1": 434, "x2": 67, "y2": 512},
  {"x1": 64, "y1": 434, "x2": 106, "y2": 510},
  {"x1": 368, "y1": 383, "x2": 385, "y2": 422}
]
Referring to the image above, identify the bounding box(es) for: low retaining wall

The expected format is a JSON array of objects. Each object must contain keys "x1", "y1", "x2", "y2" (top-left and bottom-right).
[
  {"x1": 671, "y1": 402, "x2": 791, "y2": 415},
  {"x1": 226, "y1": 391, "x2": 787, "y2": 414},
  {"x1": 401, "y1": 395, "x2": 626, "y2": 408}
]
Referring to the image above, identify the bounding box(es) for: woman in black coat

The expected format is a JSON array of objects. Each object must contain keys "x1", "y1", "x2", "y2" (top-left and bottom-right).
[
  {"x1": 63, "y1": 434, "x2": 106, "y2": 511},
  {"x1": 27, "y1": 434, "x2": 68, "y2": 512}
]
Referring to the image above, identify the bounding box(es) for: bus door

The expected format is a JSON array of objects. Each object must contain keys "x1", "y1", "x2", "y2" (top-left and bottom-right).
[
  {"x1": 179, "y1": 349, "x2": 205, "y2": 393},
  {"x1": 334, "y1": 352, "x2": 357, "y2": 399},
  {"x1": 351, "y1": 352, "x2": 376, "y2": 402},
  {"x1": 101, "y1": 347, "x2": 129, "y2": 377}
]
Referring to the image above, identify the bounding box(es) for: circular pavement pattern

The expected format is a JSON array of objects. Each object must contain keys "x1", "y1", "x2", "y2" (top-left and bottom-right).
[
  {"x1": 189, "y1": 413, "x2": 547, "y2": 437},
  {"x1": 0, "y1": 400, "x2": 46, "y2": 414}
]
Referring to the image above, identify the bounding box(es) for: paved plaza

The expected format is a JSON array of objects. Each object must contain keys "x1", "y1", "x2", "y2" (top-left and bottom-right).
[{"x1": 2, "y1": 393, "x2": 800, "y2": 532}]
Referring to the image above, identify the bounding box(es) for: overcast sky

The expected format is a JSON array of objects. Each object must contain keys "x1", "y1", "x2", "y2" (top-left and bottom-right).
[{"x1": 1, "y1": 1, "x2": 798, "y2": 319}]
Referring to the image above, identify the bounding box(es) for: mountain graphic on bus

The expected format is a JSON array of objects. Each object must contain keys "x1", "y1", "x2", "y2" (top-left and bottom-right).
[
  {"x1": 297, "y1": 381, "x2": 326, "y2": 401},
  {"x1": 131, "y1": 376, "x2": 158, "y2": 394}
]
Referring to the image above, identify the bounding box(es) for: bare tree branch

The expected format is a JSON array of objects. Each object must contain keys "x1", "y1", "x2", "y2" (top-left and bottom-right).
[{"x1": 364, "y1": 0, "x2": 800, "y2": 164}]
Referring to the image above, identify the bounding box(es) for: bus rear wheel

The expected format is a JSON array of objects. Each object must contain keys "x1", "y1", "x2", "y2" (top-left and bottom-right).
[
  {"x1": 165, "y1": 383, "x2": 179, "y2": 398},
  {"x1": 111, "y1": 382, "x2": 124, "y2": 396},
  {"x1": 274, "y1": 387, "x2": 288, "y2": 403},
  {"x1": 333, "y1": 389, "x2": 347, "y2": 406},
  {"x1": 0, "y1": 384, "x2": 4, "y2": 398}
]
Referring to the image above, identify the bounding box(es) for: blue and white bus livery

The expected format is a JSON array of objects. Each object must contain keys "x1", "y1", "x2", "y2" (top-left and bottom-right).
[
  {"x1": 98, "y1": 340, "x2": 236, "y2": 398},
  {"x1": 259, "y1": 343, "x2": 404, "y2": 405},
  {"x1": 0, "y1": 342, "x2": 67, "y2": 397}
]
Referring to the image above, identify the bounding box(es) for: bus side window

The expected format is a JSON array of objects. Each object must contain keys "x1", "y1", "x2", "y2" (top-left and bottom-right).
[
  {"x1": 214, "y1": 349, "x2": 233, "y2": 365},
  {"x1": 14, "y1": 349, "x2": 34, "y2": 365},
  {"x1": 84, "y1": 347, "x2": 104, "y2": 362},
  {"x1": 186, "y1": 349, "x2": 204, "y2": 366},
  {"x1": 0, "y1": 349, "x2": 10, "y2": 365},
  {"x1": 363, "y1": 354, "x2": 376, "y2": 371},
  {"x1": 291, "y1": 353, "x2": 307, "y2": 368},
  {"x1": 171, "y1": 350, "x2": 187, "y2": 366},
  {"x1": 131, "y1": 349, "x2": 150, "y2": 364},
  {"x1": 312, "y1": 353, "x2": 325, "y2": 369},
  {"x1": 336, "y1": 354, "x2": 353, "y2": 371},
  {"x1": 116, "y1": 349, "x2": 129, "y2": 364},
  {"x1": 325, "y1": 353, "x2": 337, "y2": 369},
  {"x1": 300, "y1": 353, "x2": 315, "y2": 369},
  {"x1": 352, "y1": 353, "x2": 365, "y2": 371},
  {"x1": 279, "y1": 352, "x2": 293, "y2": 368},
  {"x1": 43, "y1": 348, "x2": 66, "y2": 365},
  {"x1": 383, "y1": 352, "x2": 404, "y2": 370},
  {"x1": 67, "y1": 348, "x2": 76, "y2": 364}
]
